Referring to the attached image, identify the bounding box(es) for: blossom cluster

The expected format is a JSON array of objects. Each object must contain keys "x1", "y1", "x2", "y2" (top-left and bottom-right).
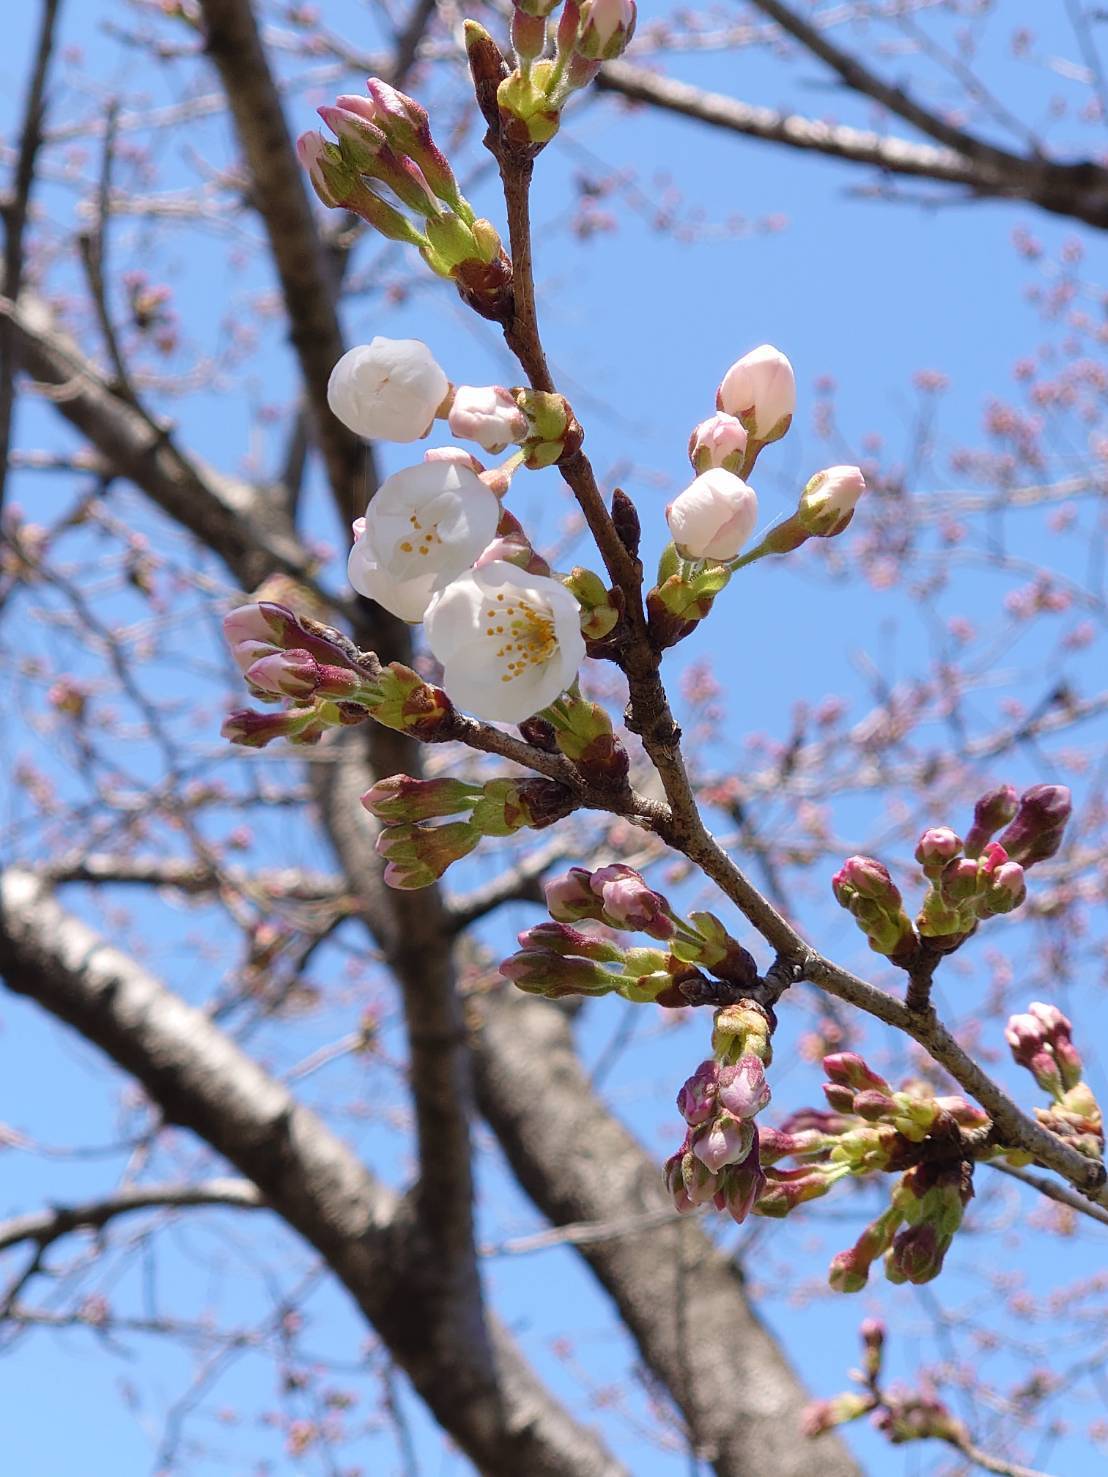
[
  {"x1": 648, "y1": 344, "x2": 867, "y2": 650},
  {"x1": 326, "y1": 336, "x2": 589, "y2": 723}
]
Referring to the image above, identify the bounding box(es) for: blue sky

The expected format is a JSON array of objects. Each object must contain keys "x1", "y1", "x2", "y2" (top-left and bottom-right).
[{"x1": 2, "y1": 2, "x2": 1106, "y2": 1474}]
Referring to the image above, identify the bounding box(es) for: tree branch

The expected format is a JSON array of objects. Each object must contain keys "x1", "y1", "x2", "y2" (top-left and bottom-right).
[
  {"x1": 0, "y1": 0, "x2": 64, "y2": 512},
  {"x1": 599, "y1": 24, "x2": 1108, "y2": 230},
  {"x1": 597, "y1": 61, "x2": 989, "y2": 189},
  {"x1": 0, "y1": 1179, "x2": 265, "y2": 1254},
  {"x1": 197, "y1": 0, "x2": 372, "y2": 527},
  {"x1": 0, "y1": 290, "x2": 317, "y2": 594},
  {"x1": 0, "y1": 868, "x2": 625, "y2": 1477}
]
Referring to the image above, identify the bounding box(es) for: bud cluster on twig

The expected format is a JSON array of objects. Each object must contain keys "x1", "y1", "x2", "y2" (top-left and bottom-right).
[
  {"x1": 804, "y1": 1321, "x2": 977, "y2": 1464},
  {"x1": 831, "y1": 781, "x2": 1071, "y2": 967},
  {"x1": 1006, "y1": 1001, "x2": 1104, "y2": 1161},
  {"x1": 221, "y1": 600, "x2": 453, "y2": 749}
]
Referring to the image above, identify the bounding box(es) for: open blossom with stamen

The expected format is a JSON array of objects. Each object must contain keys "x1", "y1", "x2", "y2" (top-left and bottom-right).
[
  {"x1": 348, "y1": 459, "x2": 499, "y2": 622},
  {"x1": 448, "y1": 385, "x2": 528, "y2": 453},
  {"x1": 666, "y1": 469, "x2": 758, "y2": 561},
  {"x1": 424, "y1": 560, "x2": 586, "y2": 722},
  {"x1": 328, "y1": 338, "x2": 449, "y2": 442}
]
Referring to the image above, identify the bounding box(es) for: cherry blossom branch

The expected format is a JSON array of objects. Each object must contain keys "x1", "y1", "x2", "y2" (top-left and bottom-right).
[
  {"x1": 197, "y1": 0, "x2": 372, "y2": 527},
  {"x1": 747, "y1": 0, "x2": 1108, "y2": 227},
  {"x1": 597, "y1": 62, "x2": 991, "y2": 189}
]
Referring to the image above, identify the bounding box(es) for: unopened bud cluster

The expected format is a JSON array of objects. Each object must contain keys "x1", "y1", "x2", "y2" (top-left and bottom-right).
[
  {"x1": 469, "y1": 0, "x2": 636, "y2": 153},
  {"x1": 501, "y1": 866, "x2": 758, "y2": 1007},
  {"x1": 663, "y1": 1000, "x2": 773, "y2": 1225},
  {"x1": 804, "y1": 1322, "x2": 970, "y2": 1457},
  {"x1": 221, "y1": 601, "x2": 451, "y2": 748},
  {"x1": 832, "y1": 781, "x2": 1070, "y2": 963},
  {"x1": 649, "y1": 343, "x2": 866, "y2": 650},
  {"x1": 755, "y1": 1051, "x2": 989, "y2": 1290},
  {"x1": 299, "y1": 79, "x2": 512, "y2": 319},
  {"x1": 365, "y1": 773, "x2": 575, "y2": 888},
  {"x1": 1006, "y1": 1001, "x2": 1103, "y2": 1160}
]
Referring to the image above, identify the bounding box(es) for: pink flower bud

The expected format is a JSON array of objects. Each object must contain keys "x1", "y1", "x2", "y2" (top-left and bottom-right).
[
  {"x1": 796, "y1": 465, "x2": 866, "y2": 537},
  {"x1": 716, "y1": 344, "x2": 796, "y2": 444},
  {"x1": 499, "y1": 950, "x2": 618, "y2": 998},
  {"x1": 887, "y1": 1223, "x2": 949, "y2": 1285},
  {"x1": 757, "y1": 1164, "x2": 836, "y2": 1219},
  {"x1": 681, "y1": 1149, "x2": 723, "y2": 1206},
  {"x1": 851, "y1": 1090, "x2": 897, "y2": 1121},
  {"x1": 823, "y1": 1053, "x2": 892, "y2": 1095},
  {"x1": 938, "y1": 855, "x2": 980, "y2": 904},
  {"x1": 447, "y1": 384, "x2": 528, "y2": 453},
  {"x1": 978, "y1": 855, "x2": 1026, "y2": 915},
  {"x1": 221, "y1": 707, "x2": 326, "y2": 749},
  {"x1": 515, "y1": 921, "x2": 625, "y2": 963},
  {"x1": 375, "y1": 820, "x2": 479, "y2": 888},
  {"x1": 997, "y1": 783, "x2": 1072, "y2": 868},
  {"x1": 575, "y1": 0, "x2": 637, "y2": 60},
  {"x1": 590, "y1": 864, "x2": 675, "y2": 939},
  {"x1": 297, "y1": 131, "x2": 344, "y2": 208},
  {"x1": 964, "y1": 783, "x2": 1019, "y2": 856},
  {"x1": 663, "y1": 1149, "x2": 696, "y2": 1214},
  {"x1": 666, "y1": 468, "x2": 759, "y2": 561},
  {"x1": 691, "y1": 1112, "x2": 754, "y2": 1173},
  {"x1": 716, "y1": 1054, "x2": 771, "y2": 1120},
  {"x1": 716, "y1": 1140, "x2": 766, "y2": 1225},
  {"x1": 914, "y1": 826, "x2": 962, "y2": 876},
  {"x1": 676, "y1": 1060, "x2": 719, "y2": 1127},
  {"x1": 1005, "y1": 1011, "x2": 1049, "y2": 1062},
  {"x1": 362, "y1": 774, "x2": 481, "y2": 823},
  {"x1": 545, "y1": 867, "x2": 606, "y2": 923},
  {"x1": 687, "y1": 413, "x2": 748, "y2": 474},
  {"x1": 245, "y1": 649, "x2": 321, "y2": 699},
  {"x1": 832, "y1": 856, "x2": 899, "y2": 906},
  {"x1": 1028, "y1": 1001, "x2": 1071, "y2": 1037}
]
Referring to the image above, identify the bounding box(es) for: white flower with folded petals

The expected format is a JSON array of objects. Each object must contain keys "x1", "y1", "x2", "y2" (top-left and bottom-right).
[
  {"x1": 448, "y1": 384, "x2": 528, "y2": 454},
  {"x1": 666, "y1": 469, "x2": 759, "y2": 561},
  {"x1": 348, "y1": 458, "x2": 499, "y2": 622},
  {"x1": 328, "y1": 337, "x2": 449, "y2": 442},
  {"x1": 424, "y1": 561, "x2": 586, "y2": 722},
  {"x1": 717, "y1": 344, "x2": 796, "y2": 444}
]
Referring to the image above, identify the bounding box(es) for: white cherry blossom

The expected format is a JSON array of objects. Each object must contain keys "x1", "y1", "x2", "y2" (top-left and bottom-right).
[
  {"x1": 348, "y1": 458, "x2": 499, "y2": 622},
  {"x1": 666, "y1": 469, "x2": 759, "y2": 561},
  {"x1": 424, "y1": 561, "x2": 586, "y2": 722},
  {"x1": 328, "y1": 337, "x2": 449, "y2": 442}
]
